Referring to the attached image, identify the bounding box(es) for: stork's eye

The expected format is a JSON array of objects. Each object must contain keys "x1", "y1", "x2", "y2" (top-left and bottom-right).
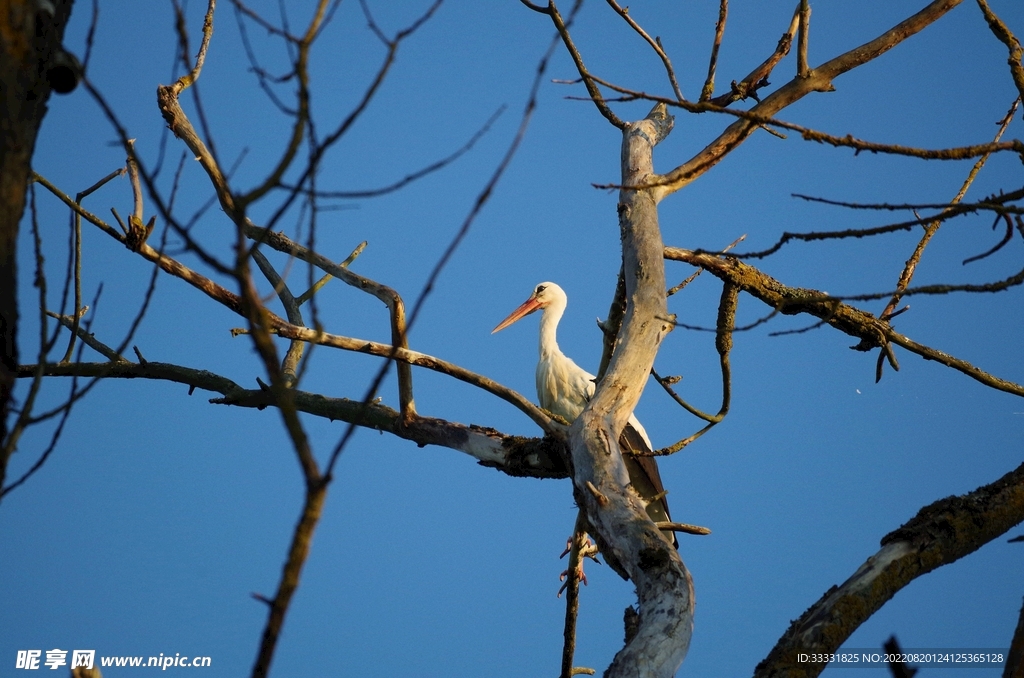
[{"x1": 536, "y1": 284, "x2": 547, "y2": 294}]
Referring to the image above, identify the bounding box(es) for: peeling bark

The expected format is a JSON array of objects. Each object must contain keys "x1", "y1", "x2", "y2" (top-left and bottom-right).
[
  {"x1": 16, "y1": 360, "x2": 569, "y2": 480},
  {"x1": 572, "y1": 103, "x2": 693, "y2": 678}
]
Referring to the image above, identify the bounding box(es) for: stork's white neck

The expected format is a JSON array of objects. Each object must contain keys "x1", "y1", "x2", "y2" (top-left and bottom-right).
[{"x1": 538, "y1": 293, "x2": 567, "y2": 360}]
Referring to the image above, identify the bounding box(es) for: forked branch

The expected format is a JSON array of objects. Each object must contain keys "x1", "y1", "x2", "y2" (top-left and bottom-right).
[{"x1": 665, "y1": 248, "x2": 1024, "y2": 398}]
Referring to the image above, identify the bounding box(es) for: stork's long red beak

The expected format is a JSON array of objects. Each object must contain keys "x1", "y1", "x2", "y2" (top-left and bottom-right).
[{"x1": 491, "y1": 296, "x2": 542, "y2": 334}]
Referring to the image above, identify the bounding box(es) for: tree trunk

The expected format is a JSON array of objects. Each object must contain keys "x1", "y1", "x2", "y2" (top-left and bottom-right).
[
  {"x1": 0, "y1": 0, "x2": 75, "y2": 485},
  {"x1": 572, "y1": 103, "x2": 694, "y2": 678}
]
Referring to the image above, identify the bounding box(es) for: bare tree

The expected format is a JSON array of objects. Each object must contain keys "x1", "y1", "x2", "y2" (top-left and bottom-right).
[{"x1": 5, "y1": 1, "x2": 1023, "y2": 677}]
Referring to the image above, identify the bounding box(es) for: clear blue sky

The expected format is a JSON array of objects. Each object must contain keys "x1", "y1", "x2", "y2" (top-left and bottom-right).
[{"x1": 3, "y1": 1, "x2": 1023, "y2": 676}]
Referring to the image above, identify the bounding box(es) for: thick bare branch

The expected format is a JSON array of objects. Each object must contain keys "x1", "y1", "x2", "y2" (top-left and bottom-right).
[
  {"x1": 659, "y1": 0, "x2": 963, "y2": 197},
  {"x1": 665, "y1": 248, "x2": 1024, "y2": 398},
  {"x1": 755, "y1": 461, "x2": 1024, "y2": 678},
  {"x1": 15, "y1": 361, "x2": 568, "y2": 479},
  {"x1": 797, "y1": 0, "x2": 810, "y2": 77}
]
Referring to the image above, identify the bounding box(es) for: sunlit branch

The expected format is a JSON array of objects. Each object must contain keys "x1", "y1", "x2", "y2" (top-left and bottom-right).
[
  {"x1": 576, "y1": 82, "x2": 1021, "y2": 194},
  {"x1": 294, "y1": 242, "x2": 365, "y2": 306},
  {"x1": 796, "y1": 0, "x2": 810, "y2": 78},
  {"x1": 242, "y1": 225, "x2": 415, "y2": 418},
  {"x1": 710, "y1": 4, "x2": 800, "y2": 107},
  {"x1": 32, "y1": 172, "x2": 266, "y2": 326},
  {"x1": 264, "y1": 323, "x2": 558, "y2": 434},
  {"x1": 667, "y1": 234, "x2": 745, "y2": 296},
  {"x1": 754, "y1": 461, "x2": 1024, "y2": 677},
  {"x1": 13, "y1": 359, "x2": 568, "y2": 480},
  {"x1": 251, "y1": 248, "x2": 305, "y2": 386},
  {"x1": 657, "y1": 0, "x2": 964, "y2": 198},
  {"x1": 665, "y1": 247, "x2": 1024, "y2": 398},
  {"x1": 699, "y1": 0, "x2": 727, "y2": 101},
  {"x1": 976, "y1": 0, "x2": 1024, "y2": 102}
]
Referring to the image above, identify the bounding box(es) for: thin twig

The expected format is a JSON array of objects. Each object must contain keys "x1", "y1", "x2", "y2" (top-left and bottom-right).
[
  {"x1": 654, "y1": 283, "x2": 735, "y2": 455},
  {"x1": 545, "y1": 0, "x2": 626, "y2": 129},
  {"x1": 251, "y1": 248, "x2": 306, "y2": 386},
  {"x1": 61, "y1": 167, "x2": 125, "y2": 363},
  {"x1": 320, "y1": 10, "x2": 560, "y2": 481},
  {"x1": 976, "y1": 0, "x2": 1024, "y2": 102},
  {"x1": 878, "y1": 98, "x2": 1019, "y2": 322},
  {"x1": 605, "y1": 0, "x2": 685, "y2": 101},
  {"x1": 0, "y1": 187, "x2": 50, "y2": 493},
  {"x1": 287, "y1": 107, "x2": 505, "y2": 199},
  {"x1": 559, "y1": 515, "x2": 588, "y2": 678},
  {"x1": 700, "y1": 0, "x2": 728, "y2": 101},
  {"x1": 658, "y1": 0, "x2": 965, "y2": 198},
  {"x1": 710, "y1": 5, "x2": 801, "y2": 107},
  {"x1": 797, "y1": 0, "x2": 810, "y2": 77},
  {"x1": 667, "y1": 234, "x2": 745, "y2": 295},
  {"x1": 294, "y1": 241, "x2": 366, "y2": 307}
]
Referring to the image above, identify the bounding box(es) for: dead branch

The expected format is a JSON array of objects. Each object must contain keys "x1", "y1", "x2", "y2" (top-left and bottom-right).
[
  {"x1": 605, "y1": 0, "x2": 684, "y2": 101},
  {"x1": 976, "y1": 0, "x2": 1024, "y2": 102},
  {"x1": 32, "y1": 172, "x2": 267, "y2": 326},
  {"x1": 541, "y1": 0, "x2": 626, "y2": 129},
  {"x1": 14, "y1": 360, "x2": 568, "y2": 479},
  {"x1": 659, "y1": 0, "x2": 964, "y2": 198},
  {"x1": 577, "y1": 103, "x2": 692, "y2": 678},
  {"x1": 875, "y1": 98, "x2": 1019, "y2": 379},
  {"x1": 710, "y1": 4, "x2": 800, "y2": 107},
  {"x1": 755, "y1": 461, "x2": 1024, "y2": 678},
  {"x1": 654, "y1": 281, "x2": 735, "y2": 455},
  {"x1": 665, "y1": 247, "x2": 1024, "y2": 398},
  {"x1": 796, "y1": 0, "x2": 810, "y2": 78},
  {"x1": 699, "y1": 0, "x2": 728, "y2": 101}
]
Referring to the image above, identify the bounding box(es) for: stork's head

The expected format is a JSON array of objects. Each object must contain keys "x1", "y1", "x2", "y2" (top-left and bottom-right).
[{"x1": 491, "y1": 282, "x2": 566, "y2": 334}]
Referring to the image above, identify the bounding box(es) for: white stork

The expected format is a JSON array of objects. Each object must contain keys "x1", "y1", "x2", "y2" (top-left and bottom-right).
[{"x1": 492, "y1": 282, "x2": 676, "y2": 547}]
